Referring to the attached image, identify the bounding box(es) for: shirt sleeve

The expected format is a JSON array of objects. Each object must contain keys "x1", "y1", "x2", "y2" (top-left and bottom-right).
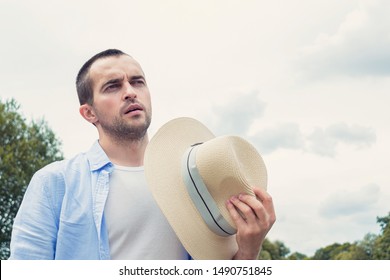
[{"x1": 9, "y1": 168, "x2": 63, "y2": 260}]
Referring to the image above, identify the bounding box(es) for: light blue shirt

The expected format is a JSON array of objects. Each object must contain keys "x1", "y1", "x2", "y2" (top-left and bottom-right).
[{"x1": 10, "y1": 141, "x2": 120, "y2": 259}]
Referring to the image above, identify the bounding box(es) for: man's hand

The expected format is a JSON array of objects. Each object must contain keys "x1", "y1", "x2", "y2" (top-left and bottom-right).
[{"x1": 226, "y1": 187, "x2": 276, "y2": 260}]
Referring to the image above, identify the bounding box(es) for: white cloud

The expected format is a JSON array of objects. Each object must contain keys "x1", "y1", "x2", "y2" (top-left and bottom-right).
[
  {"x1": 306, "y1": 128, "x2": 339, "y2": 157},
  {"x1": 295, "y1": 0, "x2": 390, "y2": 78},
  {"x1": 208, "y1": 90, "x2": 376, "y2": 157},
  {"x1": 326, "y1": 122, "x2": 376, "y2": 146},
  {"x1": 319, "y1": 183, "x2": 381, "y2": 218},
  {"x1": 307, "y1": 123, "x2": 376, "y2": 157},
  {"x1": 210, "y1": 90, "x2": 266, "y2": 136},
  {"x1": 251, "y1": 123, "x2": 305, "y2": 155}
]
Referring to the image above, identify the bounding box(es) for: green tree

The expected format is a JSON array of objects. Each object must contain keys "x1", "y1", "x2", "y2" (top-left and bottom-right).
[
  {"x1": 373, "y1": 212, "x2": 390, "y2": 260},
  {"x1": 312, "y1": 242, "x2": 353, "y2": 260},
  {"x1": 333, "y1": 243, "x2": 366, "y2": 260},
  {"x1": 0, "y1": 99, "x2": 63, "y2": 259},
  {"x1": 355, "y1": 233, "x2": 377, "y2": 259},
  {"x1": 259, "y1": 239, "x2": 275, "y2": 259},
  {"x1": 328, "y1": 234, "x2": 376, "y2": 260},
  {"x1": 259, "y1": 239, "x2": 290, "y2": 260},
  {"x1": 287, "y1": 251, "x2": 308, "y2": 260},
  {"x1": 310, "y1": 214, "x2": 390, "y2": 260}
]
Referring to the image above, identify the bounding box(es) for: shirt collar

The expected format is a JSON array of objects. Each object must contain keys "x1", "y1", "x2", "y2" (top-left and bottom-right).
[{"x1": 86, "y1": 140, "x2": 112, "y2": 171}]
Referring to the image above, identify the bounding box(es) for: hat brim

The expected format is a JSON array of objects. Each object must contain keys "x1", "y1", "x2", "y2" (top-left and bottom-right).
[{"x1": 144, "y1": 117, "x2": 238, "y2": 259}]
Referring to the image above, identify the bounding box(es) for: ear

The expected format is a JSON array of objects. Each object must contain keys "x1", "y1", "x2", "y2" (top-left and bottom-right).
[{"x1": 79, "y1": 104, "x2": 98, "y2": 124}]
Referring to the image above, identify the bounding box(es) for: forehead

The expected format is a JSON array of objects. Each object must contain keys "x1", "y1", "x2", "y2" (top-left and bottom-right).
[{"x1": 89, "y1": 55, "x2": 144, "y2": 86}]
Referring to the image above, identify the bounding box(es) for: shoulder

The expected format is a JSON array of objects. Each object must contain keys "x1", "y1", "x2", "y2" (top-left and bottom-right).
[
  {"x1": 29, "y1": 152, "x2": 90, "y2": 193},
  {"x1": 34, "y1": 152, "x2": 88, "y2": 180},
  {"x1": 25, "y1": 152, "x2": 91, "y2": 207}
]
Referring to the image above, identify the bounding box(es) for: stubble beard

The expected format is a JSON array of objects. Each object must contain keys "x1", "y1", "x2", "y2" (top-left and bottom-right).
[{"x1": 99, "y1": 112, "x2": 152, "y2": 144}]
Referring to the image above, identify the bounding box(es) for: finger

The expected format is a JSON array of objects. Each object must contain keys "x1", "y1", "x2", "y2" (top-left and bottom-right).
[
  {"x1": 226, "y1": 199, "x2": 247, "y2": 228},
  {"x1": 253, "y1": 187, "x2": 271, "y2": 204},
  {"x1": 229, "y1": 195, "x2": 258, "y2": 224},
  {"x1": 253, "y1": 187, "x2": 276, "y2": 224},
  {"x1": 237, "y1": 193, "x2": 266, "y2": 221}
]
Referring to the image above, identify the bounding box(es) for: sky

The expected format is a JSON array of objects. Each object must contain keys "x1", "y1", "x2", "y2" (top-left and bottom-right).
[{"x1": 1, "y1": 0, "x2": 389, "y2": 256}]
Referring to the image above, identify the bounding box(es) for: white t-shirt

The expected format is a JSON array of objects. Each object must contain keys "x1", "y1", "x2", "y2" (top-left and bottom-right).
[{"x1": 104, "y1": 165, "x2": 187, "y2": 259}]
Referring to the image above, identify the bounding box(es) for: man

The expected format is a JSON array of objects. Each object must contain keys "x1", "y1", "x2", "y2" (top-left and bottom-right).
[{"x1": 9, "y1": 49, "x2": 275, "y2": 259}]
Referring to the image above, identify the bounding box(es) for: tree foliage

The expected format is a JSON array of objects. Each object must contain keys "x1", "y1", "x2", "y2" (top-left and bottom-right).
[
  {"x1": 372, "y1": 213, "x2": 390, "y2": 259},
  {"x1": 311, "y1": 213, "x2": 390, "y2": 260},
  {"x1": 260, "y1": 212, "x2": 390, "y2": 260},
  {"x1": 312, "y1": 242, "x2": 353, "y2": 260},
  {"x1": 259, "y1": 239, "x2": 291, "y2": 260},
  {"x1": 0, "y1": 99, "x2": 63, "y2": 259}
]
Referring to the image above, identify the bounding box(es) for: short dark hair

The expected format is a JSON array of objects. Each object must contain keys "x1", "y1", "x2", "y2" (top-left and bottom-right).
[{"x1": 76, "y1": 49, "x2": 128, "y2": 105}]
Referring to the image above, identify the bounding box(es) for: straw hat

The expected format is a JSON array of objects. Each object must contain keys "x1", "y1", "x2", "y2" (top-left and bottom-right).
[{"x1": 144, "y1": 117, "x2": 267, "y2": 260}]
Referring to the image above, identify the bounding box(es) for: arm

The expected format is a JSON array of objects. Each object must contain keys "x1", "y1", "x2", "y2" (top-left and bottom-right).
[
  {"x1": 226, "y1": 187, "x2": 276, "y2": 260},
  {"x1": 9, "y1": 170, "x2": 61, "y2": 259}
]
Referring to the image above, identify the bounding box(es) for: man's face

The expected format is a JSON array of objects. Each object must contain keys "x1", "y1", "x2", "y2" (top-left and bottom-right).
[{"x1": 88, "y1": 55, "x2": 152, "y2": 141}]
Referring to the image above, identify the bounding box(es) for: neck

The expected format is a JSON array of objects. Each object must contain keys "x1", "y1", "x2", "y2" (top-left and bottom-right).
[{"x1": 99, "y1": 133, "x2": 149, "y2": 167}]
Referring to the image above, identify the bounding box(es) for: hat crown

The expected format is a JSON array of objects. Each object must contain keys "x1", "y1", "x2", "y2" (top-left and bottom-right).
[{"x1": 195, "y1": 136, "x2": 267, "y2": 227}]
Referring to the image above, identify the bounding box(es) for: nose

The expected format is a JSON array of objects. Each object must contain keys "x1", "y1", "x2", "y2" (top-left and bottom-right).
[{"x1": 123, "y1": 82, "x2": 137, "y2": 100}]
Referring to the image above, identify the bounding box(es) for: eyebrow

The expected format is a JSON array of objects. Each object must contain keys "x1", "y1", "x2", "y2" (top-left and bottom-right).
[
  {"x1": 129, "y1": 75, "x2": 146, "y2": 82},
  {"x1": 100, "y1": 75, "x2": 146, "y2": 91},
  {"x1": 100, "y1": 77, "x2": 124, "y2": 91}
]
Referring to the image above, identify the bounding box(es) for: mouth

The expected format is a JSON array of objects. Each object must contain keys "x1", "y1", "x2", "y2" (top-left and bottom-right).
[{"x1": 124, "y1": 103, "x2": 144, "y2": 115}]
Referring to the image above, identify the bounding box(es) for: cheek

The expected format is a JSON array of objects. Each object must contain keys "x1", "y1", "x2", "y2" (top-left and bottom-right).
[
  {"x1": 94, "y1": 99, "x2": 119, "y2": 117},
  {"x1": 98, "y1": 95, "x2": 120, "y2": 108},
  {"x1": 141, "y1": 92, "x2": 152, "y2": 109}
]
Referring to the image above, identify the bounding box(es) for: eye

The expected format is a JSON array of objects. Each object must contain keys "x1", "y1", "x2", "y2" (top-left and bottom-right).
[
  {"x1": 130, "y1": 79, "x2": 146, "y2": 87},
  {"x1": 104, "y1": 83, "x2": 121, "y2": 92}
]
